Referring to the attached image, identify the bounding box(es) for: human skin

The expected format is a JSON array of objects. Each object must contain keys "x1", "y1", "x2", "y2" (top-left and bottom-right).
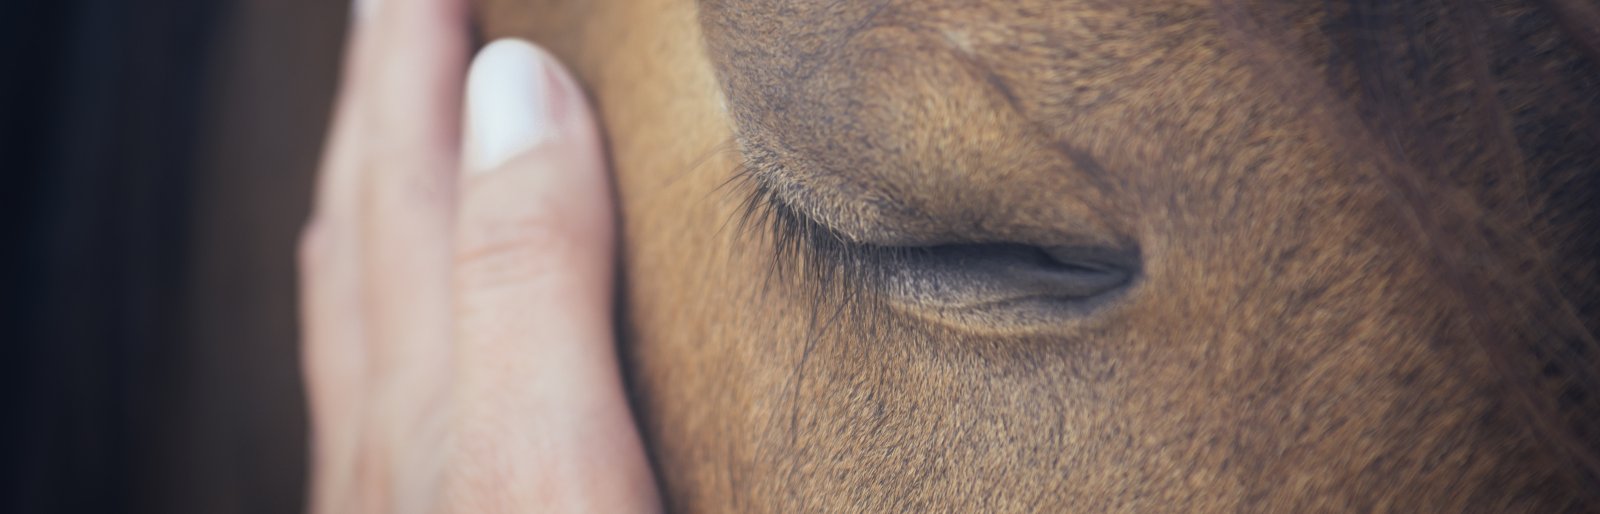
[{"x1": 296, "y1": 0, "x2": 660, "y2": 511}]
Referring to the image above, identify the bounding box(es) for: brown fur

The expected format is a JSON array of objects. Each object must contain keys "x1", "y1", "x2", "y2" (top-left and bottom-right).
[{"x1": 477, "y1": 0, "x2": 1600, "y2": 511}]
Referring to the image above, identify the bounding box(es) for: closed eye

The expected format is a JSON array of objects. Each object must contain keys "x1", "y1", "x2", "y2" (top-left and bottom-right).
[{"x1": 733, "y1": 163, "x2": 1139, "y2": 327}]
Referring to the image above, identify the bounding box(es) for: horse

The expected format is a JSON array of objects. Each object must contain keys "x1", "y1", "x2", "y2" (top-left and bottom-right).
[{"x1": 476, "y1": 0, "x2": 1600, "y2": 511}]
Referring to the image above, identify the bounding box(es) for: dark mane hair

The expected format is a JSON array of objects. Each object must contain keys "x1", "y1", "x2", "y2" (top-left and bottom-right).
[{"x1": 1225, "y1": 0, "x2": 1600, "y2": 507}]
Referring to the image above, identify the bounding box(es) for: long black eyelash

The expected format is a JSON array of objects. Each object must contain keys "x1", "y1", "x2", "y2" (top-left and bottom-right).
[
  {"x1": 725, "y1": 157, "x2": 905, "y2": 306},
  {"x1": 724, "y1": 158, "x2": 906, "y2": 448}
]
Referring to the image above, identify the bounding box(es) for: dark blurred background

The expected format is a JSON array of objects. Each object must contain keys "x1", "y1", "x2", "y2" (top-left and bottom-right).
[{"x1": 5, "y1": 1, "x2": 345, "y2": 512}]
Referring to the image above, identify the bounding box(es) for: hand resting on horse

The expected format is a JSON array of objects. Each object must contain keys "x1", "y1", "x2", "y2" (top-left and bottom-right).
[{"x1": 297, "y1": 0, "x2": 660, "y2": 511}]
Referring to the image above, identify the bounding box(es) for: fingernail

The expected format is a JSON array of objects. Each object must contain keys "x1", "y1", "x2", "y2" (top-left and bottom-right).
[{"x1": 465, "y1": 39, "x2": 562, "y2": 173}]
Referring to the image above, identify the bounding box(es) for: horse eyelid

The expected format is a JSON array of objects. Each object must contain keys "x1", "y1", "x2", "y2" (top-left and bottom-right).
[{"x1": 730, "y1": 159, "x2": 894, "y2": 298}]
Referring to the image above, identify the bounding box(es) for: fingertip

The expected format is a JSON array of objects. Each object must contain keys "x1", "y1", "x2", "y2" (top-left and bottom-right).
[
  {"x1": 464, "y1": 39, "x2": 590, "y2": 174},
  {"x1": 454, "y1": 38, "x2": 612, "y2": 295}
]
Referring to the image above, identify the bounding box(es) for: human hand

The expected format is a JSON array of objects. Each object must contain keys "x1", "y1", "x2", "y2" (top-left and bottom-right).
[{"x1": 297, "y1": 0, "x2": 660, "y2": 512}]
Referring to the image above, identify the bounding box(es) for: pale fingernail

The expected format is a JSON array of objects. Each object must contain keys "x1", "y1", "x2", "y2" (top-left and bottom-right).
[{"x1": 464, "y1": 39, "x2": 560, "y2": 173}]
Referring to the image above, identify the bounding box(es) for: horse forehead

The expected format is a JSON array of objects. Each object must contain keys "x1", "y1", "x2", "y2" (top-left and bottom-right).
[
  {"x1": 699, "y1": 1, "x2": 1224, "y2": 85},
  {"x1": 700, "y1": 1, "x2": 1218, "y2": 138},
  {"x1": 699, "y1": 0, "x2": 1299, "y2": 203}
]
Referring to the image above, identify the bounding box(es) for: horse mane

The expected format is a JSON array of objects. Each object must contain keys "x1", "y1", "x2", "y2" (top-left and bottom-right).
[{"x1": 1225, "y1": 0, "x2": 1600, "y2": 506}]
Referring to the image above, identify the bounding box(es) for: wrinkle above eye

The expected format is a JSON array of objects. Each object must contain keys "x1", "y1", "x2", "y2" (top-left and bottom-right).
[{"x1": 734, "y1": 143, "x2": 933, "y2": 247}]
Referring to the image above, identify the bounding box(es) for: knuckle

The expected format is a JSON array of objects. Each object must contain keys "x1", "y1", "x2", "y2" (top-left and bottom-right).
[{"x1": 455, "y1": 209, "x2": 590, "y2": 291}]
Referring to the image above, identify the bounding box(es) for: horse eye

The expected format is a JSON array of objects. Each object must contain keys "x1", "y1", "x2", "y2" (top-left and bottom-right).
[
  {"x1": 740, "y1": 168, "x2": 1138, "y2": 325},
  {"x1": 876, "y1": 242, "x2": 1139, "y2": 323}
]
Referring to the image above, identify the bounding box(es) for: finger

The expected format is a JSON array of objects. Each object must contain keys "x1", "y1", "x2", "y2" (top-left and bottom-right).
[
  {"x1": 300, "y1": 109, "x2": 368, "y2": 511},
  {"x1": 448, "y1": 40, "x2": 661, "y2": 513},
  {"x1": 352, "y1": 0, "x2": 472, "y2": 509},
  {"x1": 299, "y1": 4, "x2": 379, "y2": 513},
  {"x1": 303, "y1": 0, "x2": 377, "y2": 399},
  {"x1": 363, "y1": 0, "x2": 469, "y2": 156},
  {"x1": 303, "y1": 40, "x2": 368, "y2": 429},
  {"x1": 300, "y1": 189, "x2": 368, "y2": 514},
  {"x1": 356, "y1": 0, "x2": 469, "y2": 400}
]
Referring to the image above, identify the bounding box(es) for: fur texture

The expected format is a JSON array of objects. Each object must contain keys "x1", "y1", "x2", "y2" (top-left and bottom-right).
[{"x1": 477, "y1": 0, "x2": 1599, "y2": 511}]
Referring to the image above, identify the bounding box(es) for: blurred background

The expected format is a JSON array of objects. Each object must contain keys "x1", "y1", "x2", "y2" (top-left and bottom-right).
[{"x1": 5, "y1": 0, "x2": 345, "y2": 512}]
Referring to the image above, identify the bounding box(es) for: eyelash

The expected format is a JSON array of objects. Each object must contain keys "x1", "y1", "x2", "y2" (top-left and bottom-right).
[
  {"x1": 728, "y1": 158, "x2": 906, "y2": 364},
  {"x1": 729, "y1": 158, "x2": 909, "y2": 299}
]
